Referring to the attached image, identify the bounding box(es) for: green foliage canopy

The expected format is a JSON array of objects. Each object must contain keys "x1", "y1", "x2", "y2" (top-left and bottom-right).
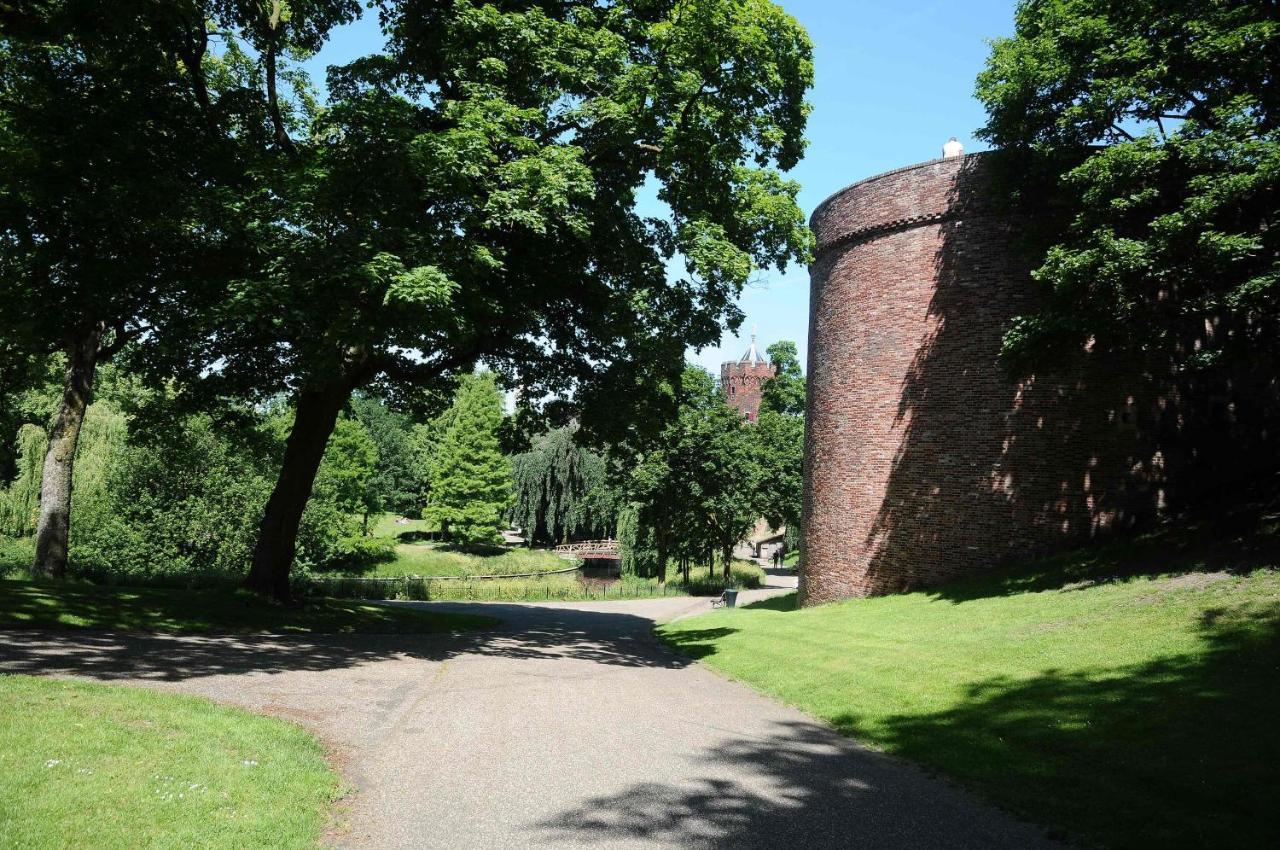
[
  {"x1": 148, "y1": 0, "x2": 816, "y2": 599},
  {"x1": 618, "y1": 365, "x2": 758, "y2": 580},
  {"x1": 351, "y1": 395, "x2": 421, "y2": 516},
  {"x1": 759, "y1": 340, "x2": 805, "y2": 417},
  {"x1": 753, "y1": 339, "x2": 804, "y2": 536},
  {"x1": 977, "y1": 0, "x2": 1279, "y2": 374},
  {"x1": 509, "y1": 426, "x2": 614, "y2": 545}
]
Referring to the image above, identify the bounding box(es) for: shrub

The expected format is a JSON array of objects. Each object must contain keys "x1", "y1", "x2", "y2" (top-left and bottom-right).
[
  {"x1": 71, "y1": 413, "x2": 272, "y2": 585},
  {"x1": 0, "y1": 535, "x2": 33, "y2": 578}
]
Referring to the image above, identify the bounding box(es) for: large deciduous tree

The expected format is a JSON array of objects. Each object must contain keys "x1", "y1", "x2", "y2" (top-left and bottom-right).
[
  {"x1": 0, "y1": 1, "x2": 247, "y2": 577},
  {"x1": 976, "y1": 0, "x2": 1279, "y2": 503},
  {"x1": 185, "y1": 0, "x2": 813, "y2": 600}
]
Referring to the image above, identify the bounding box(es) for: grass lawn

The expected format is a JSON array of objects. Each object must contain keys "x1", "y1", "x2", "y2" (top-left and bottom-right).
[
  {"x1": 309, "y1": 558, "x2": 766, "y2": 602},
  {"x1": 367, "y1": 513, "x2": 435, "y2": 539},
  {"x1": 0, "y1": 675, "x2": 338, "y2": 849},
  {"x1": 366, "y1": 541, "x2": 571, "y2": 578},
  {"x1": 658, "y1": 522, "x2": 1280, "y2": 848},
  {"x1": 0, "y1": 579, "x2": 497, "y2": 634}
]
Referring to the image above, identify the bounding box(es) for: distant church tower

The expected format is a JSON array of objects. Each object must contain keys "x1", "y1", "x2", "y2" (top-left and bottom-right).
[{"x1": 720, "y1": 327, "x2": 776, "y2": 423}]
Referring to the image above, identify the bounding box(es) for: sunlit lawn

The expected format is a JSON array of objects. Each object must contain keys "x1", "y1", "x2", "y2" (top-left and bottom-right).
[
  {"x1": 0, "y1": 579, "x2": 496, "y2": 634},
  {"x1": 367, "y1": 513, "x2": 435, "y2": 539},
  {"x1": 368, "y1": 541, "x2": 571, "y2": 577},
  {"x1": 352, "y1": 513, "x2": 571, "y2": 578},
  {"x1": 658, "y1": 523, "x2": 1280, "y2": 848},
  {"x1": 0, "y1": 675, "x2": 338, "y2": 849}
]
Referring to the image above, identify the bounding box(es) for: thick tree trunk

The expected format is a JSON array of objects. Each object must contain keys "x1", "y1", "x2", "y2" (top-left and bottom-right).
[
  {"x1": 244, "y1": 379, "x2": 352, "y2": 602},
  {"x1": 32, "y1": 328, "x2": 103, "y2": 579}
]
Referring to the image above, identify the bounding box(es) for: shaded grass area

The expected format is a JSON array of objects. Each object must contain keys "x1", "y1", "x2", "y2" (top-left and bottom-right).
[
  {"x1": 0, "y1": 675, "x2": 338, "y2": 849},
  {"x1": 0, "y1": 579, "x2": 497, "y2": 634},
  {"x1": 658, "y1": 523, "x2": 1280, "y2": 848}
]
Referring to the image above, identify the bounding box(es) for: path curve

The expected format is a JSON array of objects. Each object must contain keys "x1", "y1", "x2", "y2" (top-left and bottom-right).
[{"x1": 0, "y1": 584, "x2": 1053, "y2": 849}]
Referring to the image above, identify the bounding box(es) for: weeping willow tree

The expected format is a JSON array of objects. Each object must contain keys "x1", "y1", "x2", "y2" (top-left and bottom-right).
[
  {"x1": 510, "y1": 427, "x2": 615, "y2": 546},
  {"x1": 0, "y1": 423, "x2": 47, "y2": 537}
]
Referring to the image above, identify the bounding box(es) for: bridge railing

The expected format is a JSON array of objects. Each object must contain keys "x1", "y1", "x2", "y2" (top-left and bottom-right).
[{"x1": 552, "y1": 539, "x2": 620, "y2": 556}]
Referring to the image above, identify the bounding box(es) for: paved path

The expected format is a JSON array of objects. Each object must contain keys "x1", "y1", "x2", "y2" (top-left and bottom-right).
[{"x1": 0, "y1": 581, "x2": 1052, "y2": 849}]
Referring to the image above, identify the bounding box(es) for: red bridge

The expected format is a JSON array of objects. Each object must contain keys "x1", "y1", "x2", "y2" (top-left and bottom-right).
[{"x1": 553, "y1": 539, "x2": 621, "y2": 560}]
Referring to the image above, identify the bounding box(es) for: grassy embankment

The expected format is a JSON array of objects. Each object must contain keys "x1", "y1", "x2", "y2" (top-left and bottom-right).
[
  {"x1": 0, "y1": 675, "x2": 338, "y2": 849},
  {"x1": 320, "y1": 513, "x2": 765, "y2": 600},
  {"x1": 0, "y1": 579, "x2": 496, "y2": 634},
  {"x1": 658, "y1": 522, "x2": 1280, "y2": 848}
]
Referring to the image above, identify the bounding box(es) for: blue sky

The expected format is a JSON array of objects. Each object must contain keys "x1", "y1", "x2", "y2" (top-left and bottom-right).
[{"x1": 307, "y1": 0, "x2": 1018, "y2": 375}]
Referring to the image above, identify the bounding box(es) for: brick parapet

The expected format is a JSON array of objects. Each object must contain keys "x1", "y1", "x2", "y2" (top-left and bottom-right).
[{"x1": 810, "y1": 154, "x2": 997, "y2": 260}]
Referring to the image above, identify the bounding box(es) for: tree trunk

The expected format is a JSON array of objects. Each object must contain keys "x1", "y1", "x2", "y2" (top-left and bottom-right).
[
  {"x1": 723, "y1": 545, "x2": 733, "y2": 581},
  {"x1": 244, "y1": 379, "x2": 352, "y2": 602},
  {"x1": 32, "y1": 327, "x2": 103, "y2": 579}
]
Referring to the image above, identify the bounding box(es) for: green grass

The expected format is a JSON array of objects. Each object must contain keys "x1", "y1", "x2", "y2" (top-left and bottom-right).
[
  {"x1": 307, "y1": 559, "x2": 766, "y2": 602},
  {"x1": 0, "y1": 579, "x2": 497, "y2": 634},
  {"x1": 0, "y1": 535, "x2": 33, "y2": 579},
  {"x1": 364, "y1": 541, "x2": 571, "y2": 578},
  {"x1": 367, "y1": 513, "x2": 435, "y2": 539},
  {"x1": 0, "y1": 675, "x2": 339, "y2": 849},
  {"x1": 658, "y1": 523, "x2": 1280, "y2": 848},
  {"x1": 306, "y1": 572, "x2": 680, "y2": 602}
]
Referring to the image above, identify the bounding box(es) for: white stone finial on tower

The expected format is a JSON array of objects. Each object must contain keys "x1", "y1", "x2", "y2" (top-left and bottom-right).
[
  {"x1": 943, "y1": 137, "x2": 964, "y2": 159},
  {"x1": 742, "y1": 325, "x2": 762, "y2": 364}
]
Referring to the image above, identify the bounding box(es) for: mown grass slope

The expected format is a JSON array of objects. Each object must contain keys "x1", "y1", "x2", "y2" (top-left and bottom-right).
[
  {"x1": 658, "y1": 522, "x2": 1280, "y2": 848},
  {"x1": 0, "y1": 675, "x2": 339, "y2": 849}
]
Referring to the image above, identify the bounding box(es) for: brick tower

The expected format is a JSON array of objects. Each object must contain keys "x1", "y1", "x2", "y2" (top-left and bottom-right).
[
  {"x1": 800, "y1": 147, "x2": 1161, "y2": 606},
  {"x1": 721, "y1": 328, "x2": 775, "y2": 423}
]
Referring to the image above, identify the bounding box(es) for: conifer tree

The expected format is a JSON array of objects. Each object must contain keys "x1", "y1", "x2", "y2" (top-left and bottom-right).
[{"x1": 425, "y1": 374, "x2": 511, "y2": 547}]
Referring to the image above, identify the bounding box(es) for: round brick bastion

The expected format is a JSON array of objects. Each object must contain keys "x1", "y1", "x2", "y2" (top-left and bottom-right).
[{"x1": 799, "y1": 153, "x2": 1158, "y2": 606}]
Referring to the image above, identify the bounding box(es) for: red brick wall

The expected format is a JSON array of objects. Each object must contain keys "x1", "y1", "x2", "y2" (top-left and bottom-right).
[
  {"x1": 800, "y1": 154, "x2": 1162, "y2": 605},
  {"x1": 721, "y1": 360, "x2": 776, "y2": 423}
]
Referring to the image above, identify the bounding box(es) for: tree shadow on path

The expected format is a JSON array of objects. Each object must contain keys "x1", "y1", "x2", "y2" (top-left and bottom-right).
[
  {"x1": 0, "y1": 602, "x2": 695, "y2": 681},
  {"x1": 535, "y1": 717, "x2": 1055, "y2": 849}
]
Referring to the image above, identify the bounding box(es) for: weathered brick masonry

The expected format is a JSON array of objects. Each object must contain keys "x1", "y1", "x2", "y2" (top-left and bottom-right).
[
  {"x1": 800, "y1": 153, "x2": 1162, "y2": 605},
  {"x1": 721, "y1": 356, "x2": 774, "y2": 423}
]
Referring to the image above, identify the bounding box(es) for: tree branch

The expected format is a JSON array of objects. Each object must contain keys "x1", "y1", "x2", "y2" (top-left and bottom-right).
[
  {"x1": 264, "y1": 39, "x2": 295, "y2": 154},
  {"x1": 1110, "y1": 123, "x2": 1136, "y2": 142},
  {"x1": 96, "y1": 321, "x2": 149, "y2": 359},
  {"x1": 263, "y1": 1, "x2": 295, "y2": 155},
  {"x1": 176, "y1": 21, "x2": 211, "y2": 110}
]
